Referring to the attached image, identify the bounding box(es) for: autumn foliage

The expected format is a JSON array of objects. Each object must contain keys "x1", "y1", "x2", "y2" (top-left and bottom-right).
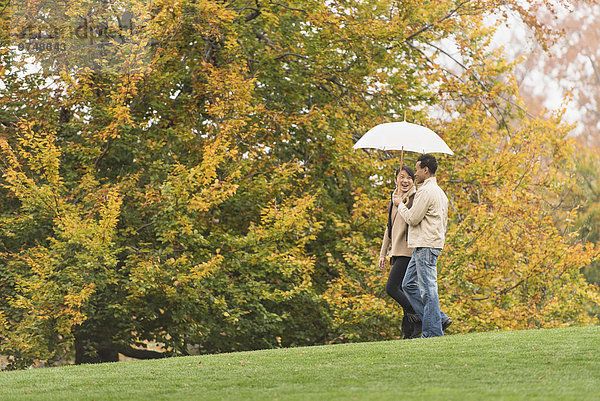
[{"x1": 0, "y1": 0, "x2": 599, "y2": 369}]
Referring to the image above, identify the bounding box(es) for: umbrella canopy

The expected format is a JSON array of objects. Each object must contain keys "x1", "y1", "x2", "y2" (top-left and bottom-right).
[{"x1": 353, "y1": 121, "x2": 454, "y2": 155}]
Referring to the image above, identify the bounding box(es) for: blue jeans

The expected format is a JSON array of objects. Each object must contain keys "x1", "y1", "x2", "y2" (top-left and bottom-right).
[{"x1": 402, "y1": 247, "x2": 448, "y2": 337}]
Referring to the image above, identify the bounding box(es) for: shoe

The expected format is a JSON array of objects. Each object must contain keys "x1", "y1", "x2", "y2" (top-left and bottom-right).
[
  {"x1": 405, "y1": 313, "x2": 422, "y2": 339},
  {"x1": 400, "y1": 315, "x2": 411, "y2": 339},
  {"x1": 442, "y1": 317, "x2": 452, "y2": 331},
  {"x1": 410, "y1": 321, "x2": 422, "y2": 339}
]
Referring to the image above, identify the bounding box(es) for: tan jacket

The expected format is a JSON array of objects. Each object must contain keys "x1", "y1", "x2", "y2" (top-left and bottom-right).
[
  {"x1": 397, "y1": 177, "x2": 448, "y2": 249},
  {"x1": 380, "y1": 186, "x2": 416, "y2": 258}
]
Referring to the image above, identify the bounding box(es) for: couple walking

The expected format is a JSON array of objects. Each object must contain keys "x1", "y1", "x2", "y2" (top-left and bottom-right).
[{"x1": 379, "y1": 154, "x2": 451, "y2": 338}]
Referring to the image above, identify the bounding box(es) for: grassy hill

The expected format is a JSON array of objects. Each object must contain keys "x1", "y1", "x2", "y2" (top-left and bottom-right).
[{"x1": 1, "y1": 326, "x2": 599, "y2": 400}]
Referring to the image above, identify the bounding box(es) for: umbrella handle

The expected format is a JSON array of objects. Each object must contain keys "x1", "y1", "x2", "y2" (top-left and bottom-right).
[
  {"x1": 400, "y1": 146, "x2": 404, "y2": 168},
  {"x1": 397, "y1": 147, "x2": 404, "y2": 198}
]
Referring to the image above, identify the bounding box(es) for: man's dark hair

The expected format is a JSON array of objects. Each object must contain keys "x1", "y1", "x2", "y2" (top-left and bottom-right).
[
  {"x1": 417, "y1": 154, "x2": 438, "y2": 175},
  {"x1": 395, "y1": 165, "x2": 415, "y2": 181}
]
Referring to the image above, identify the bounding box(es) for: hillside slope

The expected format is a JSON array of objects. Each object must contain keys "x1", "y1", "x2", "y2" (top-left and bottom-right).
[{"x1": 1, "y1": 326, "x2": 599, "y2": 401}]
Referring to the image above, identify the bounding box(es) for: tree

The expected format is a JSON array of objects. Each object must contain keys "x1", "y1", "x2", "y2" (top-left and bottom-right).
[
  {"x1": 1, "y1": 0, "x2": 599, "y2": 369},
  {"x1": 500, "y1": 2, "x2": 600, "y2": 286}
]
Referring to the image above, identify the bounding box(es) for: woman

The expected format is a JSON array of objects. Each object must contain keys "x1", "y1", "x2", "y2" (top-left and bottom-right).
[{"x1": 378, "y1": 165, "x2": 421, "y2": 339}]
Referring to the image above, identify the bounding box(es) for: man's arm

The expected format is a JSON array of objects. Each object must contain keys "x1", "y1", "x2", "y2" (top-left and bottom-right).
[{"x1": 397, "y1": 190, "x2": 429, "y2": 226}]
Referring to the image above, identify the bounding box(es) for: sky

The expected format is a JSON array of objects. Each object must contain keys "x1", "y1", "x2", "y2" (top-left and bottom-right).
[{"x1": 489, "y1": 3, "x2": 599, "y2": 137}]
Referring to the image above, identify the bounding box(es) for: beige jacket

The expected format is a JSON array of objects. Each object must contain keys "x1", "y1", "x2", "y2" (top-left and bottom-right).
[
  {"x1": 397, "y1": 177, "x2": 448, "y2": 249},
  {"x1": 379, "y1": 186, "x2": 416, "y2": 258}
]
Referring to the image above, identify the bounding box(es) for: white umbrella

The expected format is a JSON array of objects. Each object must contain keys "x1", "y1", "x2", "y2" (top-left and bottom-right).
[{"x1": 353, "y1": 121, "x2": 454, "y2": 155}]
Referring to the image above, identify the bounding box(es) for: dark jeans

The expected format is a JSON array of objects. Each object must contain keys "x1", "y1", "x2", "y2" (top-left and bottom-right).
[{"x1": 386, "y1": 256, "x2": 416, "y2": 315}]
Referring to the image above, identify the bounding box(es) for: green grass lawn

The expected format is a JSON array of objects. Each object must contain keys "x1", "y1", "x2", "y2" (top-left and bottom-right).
[{"x1": 1, "y1": 326, "x2": 599, "y2": 400}]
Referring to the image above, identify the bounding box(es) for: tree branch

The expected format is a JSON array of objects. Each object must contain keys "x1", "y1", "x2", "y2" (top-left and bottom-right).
[
  {"x1": 270, "y1": 2, "x2": 308, "y2": 14},
  {"x1": 118, "y1": 345, "x2": 168, "y2": 360},
  {"x1": 499, "y1": 279, "x2": 525, "y2": 295},
  {"x1": 588, "y1": 55, "x2": 600, "y2": 86},
  {"x1": 275, "y1": 53, "x2": 309, "y2": 60},
  {"x1": 94, "y1": 139, "x2": 112, "y2": 171},
  {"x1": 0, "y1": 1, "x2": 9, "y2": 18},
  {"x1": 404, "y1": 0, "x2": 473, "y2": 42},
  {"x1": 252, "y1": 27, "x2": 277, "y2": 49},
  {"x1": 244, "y1": 8, "x2": 261, "y2": 22}
]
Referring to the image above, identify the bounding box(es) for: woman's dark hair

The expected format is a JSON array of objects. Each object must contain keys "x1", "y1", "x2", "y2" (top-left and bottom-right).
[{"x1": 395, "y1": 165, "x2": 415, "y2": 181}]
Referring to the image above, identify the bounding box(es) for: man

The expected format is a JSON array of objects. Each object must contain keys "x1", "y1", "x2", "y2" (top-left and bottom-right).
[{"x1": 396, "y1": 154, "x2": 451, "y2": 338}]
